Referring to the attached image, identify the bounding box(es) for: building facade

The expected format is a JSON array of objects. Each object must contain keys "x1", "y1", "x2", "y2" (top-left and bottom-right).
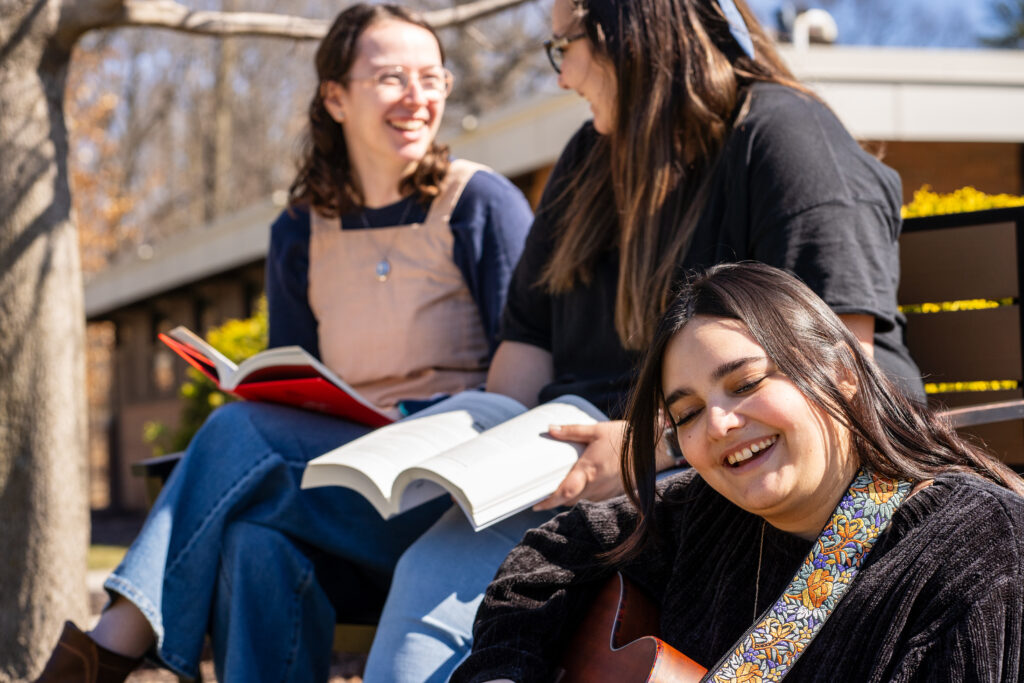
[{"x1": 86, "y1": 45, "x2": 1024, "y2": 511}]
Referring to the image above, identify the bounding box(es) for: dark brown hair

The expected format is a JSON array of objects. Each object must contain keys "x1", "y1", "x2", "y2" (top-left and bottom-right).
[
  {"x1": 288, "y1": 3, "x2": 451, "y2": 217},
  {"x1": 538, "y1": 0, "x2": 808, "y2": 349},
  {"x1": 613, "y1": 261, "x2": 1024, "y2": 560}
]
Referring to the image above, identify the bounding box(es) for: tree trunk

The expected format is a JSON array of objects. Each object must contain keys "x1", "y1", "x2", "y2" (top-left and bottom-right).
[
  {"x1": 0, "y1": 0, "x2": 533, "y2": 677},
  {"x1": 0, "y1": 1, "x2": 89, "y2": 679}
]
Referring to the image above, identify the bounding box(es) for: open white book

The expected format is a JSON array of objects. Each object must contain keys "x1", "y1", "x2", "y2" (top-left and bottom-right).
[{"x1": 301, "y1": 391, "x2": 608, "y2": 531}]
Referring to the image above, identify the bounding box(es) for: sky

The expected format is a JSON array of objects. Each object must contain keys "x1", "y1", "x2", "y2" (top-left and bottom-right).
[{"x1": 742, "y1": 0, "x2": 1006, "y2": 49}]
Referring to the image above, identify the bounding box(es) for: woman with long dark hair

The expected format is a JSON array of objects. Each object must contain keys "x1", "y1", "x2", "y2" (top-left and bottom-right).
[
  {"x1": 34, "y1": 5, "x2": 531, "y2": 682},
  {"x1": 455, "y1": 262, "x2": 1024, "y2": 682},
  {"x1": 365, "y1": 0, "x2": 923, "y2": 679}
]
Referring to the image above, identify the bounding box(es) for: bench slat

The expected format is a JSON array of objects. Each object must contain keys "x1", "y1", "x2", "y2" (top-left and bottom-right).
[
  {"x1": 905, "y1": 307, "x2": 1022, "y2": 382},
  {"x1": 899, "y1": 220, "x2": 1019, "y2": 303}
]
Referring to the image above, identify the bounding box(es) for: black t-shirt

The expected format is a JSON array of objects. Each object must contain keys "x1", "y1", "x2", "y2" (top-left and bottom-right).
[{"x1": 501, "y1": 82, "x2": 923, "y2": 414}]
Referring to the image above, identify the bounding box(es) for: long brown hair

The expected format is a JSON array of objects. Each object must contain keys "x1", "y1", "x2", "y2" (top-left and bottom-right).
[
  {"x1": 539, "y1": 0, "x2": 806, "y2": 349},
  {"x1": 613, "y1": 262, "x2": 1024, "y2": 561},
  {"x1": 288, "y1": 3, "x2": 451, "y2": 217}
]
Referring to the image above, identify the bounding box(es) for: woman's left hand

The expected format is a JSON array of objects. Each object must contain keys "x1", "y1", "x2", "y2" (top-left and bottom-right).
[{"x1": 533, "y1": 420, "x2": 627, "y2": 510}]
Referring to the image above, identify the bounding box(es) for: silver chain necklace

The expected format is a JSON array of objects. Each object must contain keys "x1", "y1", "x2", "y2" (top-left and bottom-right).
[{"x1": 349, "y1": 197, "x2": 417, "y2": 282}]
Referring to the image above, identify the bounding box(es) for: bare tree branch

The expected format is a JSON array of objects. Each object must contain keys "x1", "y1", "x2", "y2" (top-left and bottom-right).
[
  {"x1": 58, "y1": 0, "x2": 533, "y2": 47},
  {"x1": 425, "y1": 0, "x2": 533, "y2": 29}
]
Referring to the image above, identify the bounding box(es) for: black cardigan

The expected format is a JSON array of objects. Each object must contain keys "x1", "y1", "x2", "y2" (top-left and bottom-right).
[{"x1": 453, "y1": 469, "x2": 1024, "y2": 682}]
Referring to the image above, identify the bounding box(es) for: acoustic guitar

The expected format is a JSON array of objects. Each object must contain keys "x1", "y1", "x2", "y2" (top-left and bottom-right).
[{"x1": 558, "y1": 573, "x2": 708, "y2": 683}]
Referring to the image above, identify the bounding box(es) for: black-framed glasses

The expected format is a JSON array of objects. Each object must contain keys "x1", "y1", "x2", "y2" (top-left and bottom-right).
[
  {"x1": 543, "y1": 32, "x2": 586, "y2": 74},
  {"x1": 347, "y1": 65, "x2": 454, "y2": 100}
]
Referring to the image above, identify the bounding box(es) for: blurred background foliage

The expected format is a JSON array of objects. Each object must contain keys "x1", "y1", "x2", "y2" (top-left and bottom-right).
[
  {"x1": 143, "y1": 299, "x2": 268, "y2": 455},
  {"x1": 70, "y1": 0, "x2": 551, "y2": 278}
]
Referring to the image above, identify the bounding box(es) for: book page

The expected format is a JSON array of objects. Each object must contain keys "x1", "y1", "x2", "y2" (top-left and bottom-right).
[
  {"x1": 397, "y1": 395, "x2": 608, "y2": 529},
  {"x1": 233, "y1": 346, "x2": 319, "y2": 377},
  {"x1": 167, "y1": 326, "x2": 237, "y2": 381},
  {"x1": 300, "y1": 391, "x2": 527, "y2": 505}
]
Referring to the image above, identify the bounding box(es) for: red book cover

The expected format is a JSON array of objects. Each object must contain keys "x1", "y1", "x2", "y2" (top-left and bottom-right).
[
  {"x1": 158, "y1": 328, "x2": 394, "y2": 428},
  {"x1": 231, "y1": 378, "x2": 394, "y2": 428}
]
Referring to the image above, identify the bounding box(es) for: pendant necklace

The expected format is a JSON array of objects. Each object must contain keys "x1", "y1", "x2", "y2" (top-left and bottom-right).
[
  {"x1": 753, "y1": 520, "x2": 766, "y2": 623},
  {"x1": 352, "y1": 196, "x2": 416, "y2": 283}
]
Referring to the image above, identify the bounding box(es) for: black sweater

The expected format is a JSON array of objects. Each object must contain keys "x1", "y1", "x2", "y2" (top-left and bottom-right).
[{"x1": 453, "y1": 470, "x2": 1024, "y2": 682}]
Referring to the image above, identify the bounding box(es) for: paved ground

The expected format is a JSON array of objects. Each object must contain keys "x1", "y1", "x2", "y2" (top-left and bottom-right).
[{"x1": 90, "y1": 512, "x2": 365, "y2": 682}]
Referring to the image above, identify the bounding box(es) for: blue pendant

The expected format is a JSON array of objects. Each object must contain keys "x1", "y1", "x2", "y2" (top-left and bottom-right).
[{"x1": 375, "y1": 259, "x2": 391, "y2": 282}]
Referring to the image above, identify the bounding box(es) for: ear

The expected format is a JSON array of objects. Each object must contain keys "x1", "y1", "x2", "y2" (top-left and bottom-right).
[
  {"x1": 321, "y1": 80, "x2": 347, "y2": 123},
  {"x1": 837, "y1": 365, "x2": 859, "y2": 401}
]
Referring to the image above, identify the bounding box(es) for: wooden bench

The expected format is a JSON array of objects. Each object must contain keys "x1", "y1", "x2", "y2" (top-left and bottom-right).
[
  {"x1": 128, "y1": 204, "x2": 1024, "y2": 677},
  {"x1": 899, "y1": 205, "x2": 1024, "y2": 467}
]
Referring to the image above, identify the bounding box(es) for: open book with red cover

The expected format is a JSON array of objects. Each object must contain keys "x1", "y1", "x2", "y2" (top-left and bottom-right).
[{"x1": 158, "y1": 326, "x2": 394, "y2": 428}]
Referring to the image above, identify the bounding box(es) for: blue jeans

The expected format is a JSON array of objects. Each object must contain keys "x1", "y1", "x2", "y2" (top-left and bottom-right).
[
  {"x1": 105, "y1": 401, "x2": 450, "y2": 681},
  {"x1": 363, "y1": 505, "x2": 556, "y2": 682},
  {"x1": 364, "y1": 469, "x2": 690, "y2": 682}
]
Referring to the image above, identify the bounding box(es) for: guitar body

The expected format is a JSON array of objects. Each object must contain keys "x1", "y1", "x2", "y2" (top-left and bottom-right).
[{"x1": 558, "y1": 573, "x2": 707, "y2": 683}]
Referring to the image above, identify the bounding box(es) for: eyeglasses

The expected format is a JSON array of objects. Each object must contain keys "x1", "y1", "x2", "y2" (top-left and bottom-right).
[
  {"x1": 543, "y1": 32, "x2": 586, "y2": 74},
  {"x1": 347, "y1": 65, "x2": 454, "y2": 100}
]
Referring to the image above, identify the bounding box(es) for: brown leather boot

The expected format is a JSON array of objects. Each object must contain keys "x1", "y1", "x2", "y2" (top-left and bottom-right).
[{"x1": 34, "y1": 621, "x2": 139, "y2": 683}]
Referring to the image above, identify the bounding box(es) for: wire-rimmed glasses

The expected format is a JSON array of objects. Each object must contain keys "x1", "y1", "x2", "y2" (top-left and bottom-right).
[
  {"x1": 348, "y1": 65, "x2": 454, "y2": 100},
  {"x1": 543, "y1": 32, "x2": 586, "y2": 74}
]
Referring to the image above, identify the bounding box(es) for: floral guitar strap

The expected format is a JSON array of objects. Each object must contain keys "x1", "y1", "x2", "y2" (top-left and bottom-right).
[{"x1": 705, "y1": 468, "x2": 913, "y2": 682}]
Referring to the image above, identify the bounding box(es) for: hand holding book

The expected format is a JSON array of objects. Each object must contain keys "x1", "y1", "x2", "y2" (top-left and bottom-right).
[
  {"x1": 301, "y1": 391, "x2": 609, "y2": 531},
  {"x1": 535, "y1": 420, "x2": 628, "y2": 510}
]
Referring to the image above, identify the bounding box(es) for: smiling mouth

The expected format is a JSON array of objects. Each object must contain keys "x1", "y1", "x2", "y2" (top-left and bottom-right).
[
  {"x1": 725, "y1": 435, "x2": 778, "y2": 467},
  {"x1": 388, "y1": 119, "x2": 427, "y2": 132}
]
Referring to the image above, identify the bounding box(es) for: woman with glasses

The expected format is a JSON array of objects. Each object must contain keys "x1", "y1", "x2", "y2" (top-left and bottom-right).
[
  {"x1": 365, "y1": 0, "x2": 923, "y2": 680},
  {"x1": 34, "y1": 5, "x2": 531, "y2": 682}
]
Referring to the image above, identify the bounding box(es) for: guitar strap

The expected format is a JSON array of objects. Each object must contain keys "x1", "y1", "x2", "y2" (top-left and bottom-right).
[{"x1": 705, "y1": 468, "x2": 912, "y2": 682}]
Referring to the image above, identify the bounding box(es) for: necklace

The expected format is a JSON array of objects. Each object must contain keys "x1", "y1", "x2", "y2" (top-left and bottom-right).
[
  {"x1": 350, "y1": 197, "x2": 417, "y2": 282},
  {"x1": 753, "y1": 520, "x2": 765, "y2": 623}
]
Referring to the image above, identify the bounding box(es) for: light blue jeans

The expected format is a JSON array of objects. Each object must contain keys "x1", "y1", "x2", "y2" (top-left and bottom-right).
[
  {"x1": 363, "y1": 505, "x2": 556, "y2": 682},
  {"x1": 105, "y1": 401, "x2": 450, "y2": 681},
  {"x1": 365, "y1": 468, "x2": 689, "y2": 682}
]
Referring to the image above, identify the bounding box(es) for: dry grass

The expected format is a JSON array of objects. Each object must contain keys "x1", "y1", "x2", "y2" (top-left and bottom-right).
[
  {"x1": 125, "y1": 655, "x2": 364, "y2": 683},
  {"x1": 126, "y1": 655, "x2": 365, "y2": 682},
  {"x1": 88, "y1": 544, "x2": 127, "y2": 571}
]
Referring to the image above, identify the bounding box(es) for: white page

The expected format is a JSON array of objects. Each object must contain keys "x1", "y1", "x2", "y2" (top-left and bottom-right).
[
  {"x1": 395, "y1": 479, "x2": 451, "y2": 514},
  {"x1": 168, "y1": 326, "x2": 237, "y2": 380},
  {"x1": 234, "y1": 346, "x2": 316, "y2": 374},
  {"x1": 398, "y1": 395, "x2": 608, "y2": 526},
  {"x1": 301, "y1": 391, "x2": 526, "y2": 497}
]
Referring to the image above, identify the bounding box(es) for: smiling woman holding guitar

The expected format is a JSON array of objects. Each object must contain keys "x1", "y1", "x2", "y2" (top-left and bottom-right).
[{"x1": 453, "y1": 263, "x2": 1024, "y2": 683}]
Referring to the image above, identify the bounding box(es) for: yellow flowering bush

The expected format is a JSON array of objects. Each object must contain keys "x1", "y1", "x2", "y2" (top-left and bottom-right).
[
  {"x1": 902, "y1": 185, "x2": 1024, "y2": 219},
  {"x1": 899, "y1": 297, "x2": 1012, "y2": 315},
  {"x1": 144, "y1": 299, "x2": 268, "y2": 455}
]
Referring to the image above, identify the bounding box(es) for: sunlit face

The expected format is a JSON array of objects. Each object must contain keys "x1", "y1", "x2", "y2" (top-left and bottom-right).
[
  {"x1": 322, "y1": 19, "x2": 446, "y2": 185},
  {"x1": 661, "y1": 316, "x2": 858, "y2": 539},
  {"x1": 550, "y1": 0, "x2": 617, "y2": 135}
]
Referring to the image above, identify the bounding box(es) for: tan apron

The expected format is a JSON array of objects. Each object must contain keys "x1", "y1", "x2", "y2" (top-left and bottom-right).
[{"x1": 308, "y1": 159, "x2": 491, "y2": 411}]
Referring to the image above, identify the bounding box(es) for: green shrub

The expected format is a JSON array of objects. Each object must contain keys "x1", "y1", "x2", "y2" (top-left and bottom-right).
[{"x1": 144, "y1": 300, "x2": 268, "y2": 455}]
